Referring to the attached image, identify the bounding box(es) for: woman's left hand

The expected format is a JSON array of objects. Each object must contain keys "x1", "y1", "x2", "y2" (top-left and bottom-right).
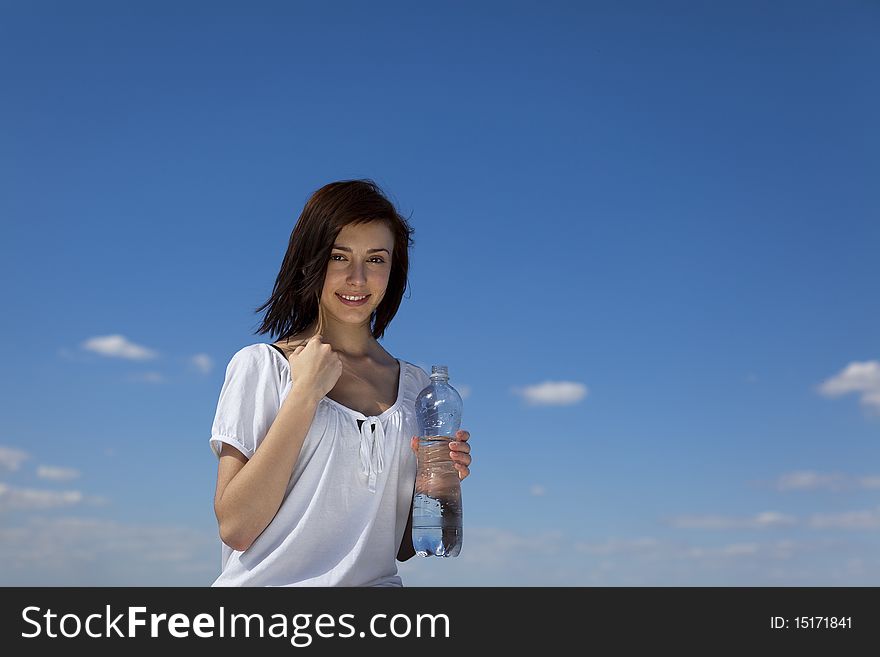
[{"x1": 411, "y1": 429, "x2": 472, "y2": 480}]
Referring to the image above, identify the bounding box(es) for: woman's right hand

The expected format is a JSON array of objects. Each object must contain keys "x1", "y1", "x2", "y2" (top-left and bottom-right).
[{"x1": 286, "y1": 334, "x2": 343, "y2": 401}]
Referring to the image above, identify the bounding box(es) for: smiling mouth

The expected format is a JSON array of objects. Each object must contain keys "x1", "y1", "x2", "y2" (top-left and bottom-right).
[{"x1": 336, "y1": 293, "x2": 371, "y2": 306}]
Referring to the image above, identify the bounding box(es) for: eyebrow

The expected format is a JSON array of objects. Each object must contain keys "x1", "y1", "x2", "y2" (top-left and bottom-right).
[{"x1": 332, "y1": 246, "x2": 391, "y2": 254}]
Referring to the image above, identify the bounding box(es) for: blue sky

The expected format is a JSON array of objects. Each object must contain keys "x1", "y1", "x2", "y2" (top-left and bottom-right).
[{"x1": 1, "y1": 0, "x2": 878, "y2": 586}]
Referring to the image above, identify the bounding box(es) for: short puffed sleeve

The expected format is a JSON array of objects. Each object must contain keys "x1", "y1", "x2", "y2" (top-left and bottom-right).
[{"x1": 209, "y1": 345, "x2": 282, "y2": 459}]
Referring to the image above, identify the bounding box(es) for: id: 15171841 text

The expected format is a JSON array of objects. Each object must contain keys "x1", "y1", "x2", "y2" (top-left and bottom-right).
[{"x1": 770, "y1": 616, "x2": 852, "y2": 630}]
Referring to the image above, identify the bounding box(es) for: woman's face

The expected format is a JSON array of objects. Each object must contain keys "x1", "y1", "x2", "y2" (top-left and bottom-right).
[{"x1": 319, "y1": 220, "x2": 395, "y2": 328}]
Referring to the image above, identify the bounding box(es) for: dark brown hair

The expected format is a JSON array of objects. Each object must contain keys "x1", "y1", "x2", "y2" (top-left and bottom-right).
[{"x1": 253, "y1": 179, "x2": 414, "y2": 341}]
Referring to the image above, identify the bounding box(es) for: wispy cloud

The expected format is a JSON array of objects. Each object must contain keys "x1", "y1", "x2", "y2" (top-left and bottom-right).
[
  {"x1": 454, "y1": 527, "x2": 566, "y2": 563},
  {"x1": 530, "y1": 484, "x2": 546, "y2": 496},
  {"x1": 399, "y1": 525, "x2": 867, "y2": 586},
  {"x1": 575, "y1": 536, "x2": 662, "y2": 556},
  {"x1": 127, "y1": 371, "x2": 166, "y2": 384},
  {"x1": 0, "y1": 516, "x2": 216, "y2": 585},
  {"x1": 513, "y1": 381, "x2": 588, "y2": 406},
  {"x1": 682, "y1": 542, "x2": 759, "y2": 558},
  {"x1": 774, "y1": 470, "x2": 880, "y2": 492},
  {"x1": 0, "y1": 446, "x2": 28, "y2": 472},
  {"x1": 37, "y1": 466, "x2": 81, "y2": 482},
  {"x1": 0, "y1": 483, "x2": 106, "y2": 512},
  {"x1": 668, "y1": 506, "x2": 880, "y2": 532},
  {"x1": 2, "y1": 517, "x2": 872, "y2": 586},
  {"x1": 817, "y1": 360, "x2": 880, "y2": 412},
  {"x1": 190, "y1": 353, "x2": 213, "y2": 374},
  {"x1": 808, "y1": 507, "x2": 880, "y2": 530},
  {"x1": 81, "y1": 334, "x2": 158, "y2": 361},
  {"x1": 665, "y1": 511, "x2": 797, "y2": 530}
]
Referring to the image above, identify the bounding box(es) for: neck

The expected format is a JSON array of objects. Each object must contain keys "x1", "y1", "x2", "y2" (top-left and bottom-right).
[{"x1": 305, "y1": 319, "x2": 378, "y2": 359}]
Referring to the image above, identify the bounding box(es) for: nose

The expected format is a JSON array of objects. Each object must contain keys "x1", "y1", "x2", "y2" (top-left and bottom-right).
[{"x1": 347, "y1": 260, "x2": 366, "y2": 286}]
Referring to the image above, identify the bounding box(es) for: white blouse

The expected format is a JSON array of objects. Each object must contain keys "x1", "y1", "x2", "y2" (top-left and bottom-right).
[{"x1": 209, "y1": 343, "x2": 430, "y2": 587}]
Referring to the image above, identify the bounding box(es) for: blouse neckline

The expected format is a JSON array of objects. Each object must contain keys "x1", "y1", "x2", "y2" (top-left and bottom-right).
[{"x1": 264, "y1": 343, "x2": 406, "y2": 421}]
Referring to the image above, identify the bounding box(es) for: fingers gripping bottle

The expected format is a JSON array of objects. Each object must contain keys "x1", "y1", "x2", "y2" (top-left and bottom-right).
[{"x1": 412, "y1": 365, "x2": 463, "y2": 557}]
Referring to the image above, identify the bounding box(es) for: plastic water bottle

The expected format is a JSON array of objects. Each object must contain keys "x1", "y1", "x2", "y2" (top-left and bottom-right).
[{"x1": 412, "y1": 364, "x2": 463, "y2": 557}]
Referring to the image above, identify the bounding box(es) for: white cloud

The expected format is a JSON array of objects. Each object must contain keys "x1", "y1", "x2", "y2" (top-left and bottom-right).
[
  {"x1": 398, "y1": 525, "x2": 870, "y2": 585},
  {"x1": 754, "y1": 511, "x2": 796, "y2": 527},
  {"x1": 575, "y1": 537, "x2": 661, "y2": 556},
  {"x1": 665, "y1": 511, "x2": 797, "y2": 530},
  {"x1": 668, "y1": 507, "x2": 880, "y2": 532},
  {"x1": 775, "y1": 470, "x2": 880, "y2": 492},
  {"x1": 0, "y1": 446, "x2": 28, "y2": 472},
  {"x1": 0, "y1": 516, "x2": 216, "y2": 585},
  {"x1": 0, "y1": 483, "x2": 105, "y2": 511},
  {"x1": 37, "y1": 465, "x2": 81, "y2": 482},
  {"x1": 817, "y1": 360, "x2": 880, "y2": 411},
  {"x1": 456, "y1": 384, "x2": 471, "y2": 400},
  {"x1": 127, "y1": 371, "x2": 166, "y2": 384},
  {"x1": 864, "y1": 388, "x2": 880, "y2": 409},
  {"x1": 397, "y1": 527, "x2": 569, "y2": 585},
  {"x1": 808, "y1": 507, "x2": 880, "y2": 530},
  {"x1": 514, "y1": 381, "x2": 588, "y2": 406},
  {"x1": 530, "y1": 484, "x2": 546, "y2": 496},
  {"x1": 190, "y1": 353, "x2": 213, "y2": 374},
  {"x1": 448, "y1": 527, "x2": 567, "y2": 569},
  {"x1": 684, "y1": 542, "x2": 761, "y2": 558},
  {"x1": 776, "y1": 470, "x2": 847, "y2": 491},
  {"x1": 0, "y1": 483, "x2": 82, "y2": 510},
  {"x1": 1, "y1": 517, "x2": 873, "y2": 586},
  {"x1": 81, "y1": 334, "x2": 158, "y2": 360},
  {"x1": 578, "y1": 536, "x2": 825, "y2": 566}
]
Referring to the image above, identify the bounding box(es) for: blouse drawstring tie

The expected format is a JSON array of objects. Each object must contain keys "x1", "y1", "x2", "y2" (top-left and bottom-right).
[{"x1": 358, "y1": 416, "x2": 385, "y2": 493}]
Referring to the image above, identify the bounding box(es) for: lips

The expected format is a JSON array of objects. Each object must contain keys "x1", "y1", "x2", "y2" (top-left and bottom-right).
[{"x1": 335, "y1": 293, "x2": 371, "y2": 307}]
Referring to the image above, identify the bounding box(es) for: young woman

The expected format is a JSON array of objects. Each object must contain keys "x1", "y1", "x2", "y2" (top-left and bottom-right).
[{"x1": 208, "y1": 179, "x2": 473, "y2": 586}]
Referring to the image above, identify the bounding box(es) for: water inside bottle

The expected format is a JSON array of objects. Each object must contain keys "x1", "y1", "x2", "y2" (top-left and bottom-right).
[{"x1": 413, "y1": 437, "x2": 463, "y2": 557}]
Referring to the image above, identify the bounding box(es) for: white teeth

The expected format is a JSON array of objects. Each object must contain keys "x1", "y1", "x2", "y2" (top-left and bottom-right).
[{"x1": 340, "y1": 294, "x2": 367, "y2": 301}]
